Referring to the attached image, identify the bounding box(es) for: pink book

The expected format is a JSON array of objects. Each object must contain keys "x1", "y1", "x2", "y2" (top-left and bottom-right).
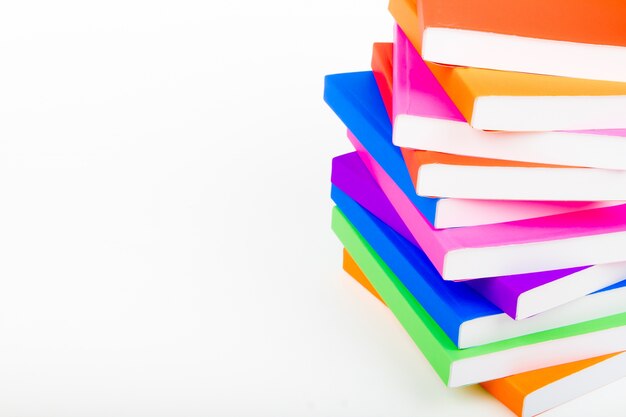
[
  {"x1": 351, "y1": 129, "x2": 626, "y2": 281},
  {"x1": 389, "y1": 26, "x2": 626, "y2": 227},
  {"x1": 392, "y1": 25, "x2": 464, "y2": 123}
]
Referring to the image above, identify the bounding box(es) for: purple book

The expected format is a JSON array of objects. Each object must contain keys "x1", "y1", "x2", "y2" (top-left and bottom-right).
[{"x1": 332, "y1": 151, "x2": 626, "y2": 320}]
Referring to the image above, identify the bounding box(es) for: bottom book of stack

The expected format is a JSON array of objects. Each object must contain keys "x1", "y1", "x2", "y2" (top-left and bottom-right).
[
  {"x1": 331, "y1": 193, "x2": 626, "y2": 415},
  {"x1": 341, "y1": 247, "x2": 626, "y2": 417}
]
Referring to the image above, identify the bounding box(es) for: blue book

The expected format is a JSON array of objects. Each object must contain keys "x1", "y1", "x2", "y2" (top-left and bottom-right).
[
  {"x1": 323, "y1": 72, "x2": 439, "y2": 221},
  {"x1": 331, "y1": 176, "x2": 626, "y2": 349}
]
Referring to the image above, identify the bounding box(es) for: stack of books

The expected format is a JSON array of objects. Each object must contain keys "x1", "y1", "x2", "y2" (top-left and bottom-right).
[{"x1": 324, "y1": 0, "x2": 626, "y2": 415}]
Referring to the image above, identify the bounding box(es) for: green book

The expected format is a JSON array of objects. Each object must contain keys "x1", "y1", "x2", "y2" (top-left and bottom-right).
[{"x1": 332, "y1": 206, "x2": 626, "y2": 387}]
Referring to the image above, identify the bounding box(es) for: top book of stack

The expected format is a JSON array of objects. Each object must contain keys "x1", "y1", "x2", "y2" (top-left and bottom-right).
[
  {"x1": 389, "y1": 0, "x2": 626, "y2": 131},
  {"x1": 412, "y1": 0, "x2": 626, "y2": 82}
]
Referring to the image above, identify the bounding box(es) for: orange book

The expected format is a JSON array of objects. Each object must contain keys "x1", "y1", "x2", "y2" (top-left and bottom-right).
[
  {"x1": 342, "y1": 248, "x2": 383, "y2": 302},
  {"x1": 389, "y1": 0, "x2": 626, "y2": 131},
  {"x1": 406, "y1": 149, "x2": 559, "y2": 169},
  {"x1": 411, "y1": 0, "x2": 626, "y2": 82},
  {"x1": 417, "y1": 0, "x2": 626, "y2": 48},
  {"x1": 342, "y1": 249, "x2": 626, "y2": 417},
  {"x1": 371, "y1": 43, "x2": 393, "y2": 121},
  {"x1": 400, "y1": 151, "x2": 626, "y2": 201}
]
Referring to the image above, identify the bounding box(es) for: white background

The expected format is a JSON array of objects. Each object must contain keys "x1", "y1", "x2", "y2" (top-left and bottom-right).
[{"x1": 0, "y1": 1, "x2": 622, "y2": 416}]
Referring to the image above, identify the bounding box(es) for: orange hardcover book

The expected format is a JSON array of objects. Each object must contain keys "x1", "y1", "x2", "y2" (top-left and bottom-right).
[
  {"x1": 388, "y1": 0, "x2": 626, "y2": 131},
  {"x1": 342, "y1": 249, "x2": 626, "y2": 417},
  {"x1": 400, "y1": 151, "x2": 626, "y2": 201},
  {"x1": 406, "y1": 150, "x2": 558, "y2": 169},
  {"x1": 342, "y1": 248, "x2": 383, "y2": 302},
  {"x1": 417, "y1": 0, "x2": 626, "y2": 48},
  {"x1": 371, "y1": 43, "x2": 393, "y2": 121},
  {"x1": 412, "y1": 0, "x2": 626, "y2": 82}
]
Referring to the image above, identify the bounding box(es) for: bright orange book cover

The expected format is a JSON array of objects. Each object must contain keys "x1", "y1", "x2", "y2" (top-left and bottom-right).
[
  {"x1": 417, "y1": 0, "x2": 626, "y2": 48},
  {"x1": 342, "y1": 249, "x2": 382, "y2": 302},
  {"x1": 407, "y1": 150, "x2": 561, "y2": 170},
  {"x1": 371, "y1": 43, "x2": 393, "y2": 120}
]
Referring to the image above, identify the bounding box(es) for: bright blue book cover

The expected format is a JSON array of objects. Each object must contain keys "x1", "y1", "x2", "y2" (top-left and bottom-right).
[
  {"x1": 323, "y1": 71, "x2": 440, "y2": 224},
  {"x1": 331, "y1": 184, "x2": 497, "y2": 348}
]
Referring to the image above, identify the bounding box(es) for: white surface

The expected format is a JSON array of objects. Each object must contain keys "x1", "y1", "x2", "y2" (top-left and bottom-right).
[
  {"x1": 0, "y1": 0, "x2": 622, "y2": 416},
  {"x1": 422, "y1": 27, "x2": 626, "y2": 83},
  {"x1": 393, "y1": 114, "x2": 626, "y2": 170}
]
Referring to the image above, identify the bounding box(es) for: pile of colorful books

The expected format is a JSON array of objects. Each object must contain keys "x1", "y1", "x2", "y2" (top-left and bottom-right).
[{"x1": 324, "y1": 0, "x2": 626, "y2": 415}]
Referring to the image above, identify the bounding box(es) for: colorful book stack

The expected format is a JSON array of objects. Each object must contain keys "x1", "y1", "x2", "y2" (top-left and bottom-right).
[{"x1": 323, "y1": 1, "x2": 626, "y2": 416}]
